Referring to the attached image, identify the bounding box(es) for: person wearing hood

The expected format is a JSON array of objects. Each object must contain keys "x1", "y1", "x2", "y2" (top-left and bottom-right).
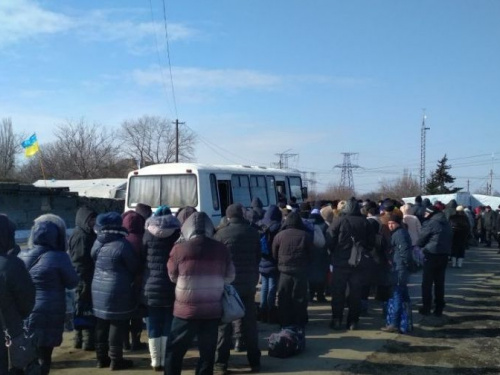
[
  {"x1": 214, "y1": 204, "x2": 261, "y2": 374},
  {"x1": 141, "y1": 206, "x2": 181, "y2": 371},
  {"x1": 416, "y1": 206, "x2": 452, "y2": 317},
  {"x1": 449, "y1": 206, "x2": 471, "y2": 268},
  {"x1": 175, "y1": 206, "x2": 198, "y2": 244},
  {"x1": 307, "y1": 209, "x2": 328, "y2": 303},
  {"x1": 326, "y1": 197, "x2": 375, "y2": 331},
  {"x1": 122, "y1": 210, "x2": 148, "y2": 352},
  {"x1": 272, "y1": 211, "x2": 313, "y2": 329},
  {"x1": 68, "y1": 206, "x2": 98, "y2": 352},
  {"x1": 0, "y1": 214, "x2": 36, "y2": 374},
  {"x1": 482, "y1": 206, "x2": 497, "y2": 248},
  {"x1": 257, "y1": 205, "x2": 282, "y2": 323},
  {"x1": 165, "y1": 212, "x2": 235, "y2": 375},
  {"x1": 248, "y1": 197, "x2": 266, "y2": 221},
  {"x1": 409, "y1": 195, "x2": 426, "y2": 223},
  {"x1": 19, "y1": 214, "x2": 79, "y2": 375},
  {"x1": 91, "y1": 212, "x2": 139, "y2": 370}
]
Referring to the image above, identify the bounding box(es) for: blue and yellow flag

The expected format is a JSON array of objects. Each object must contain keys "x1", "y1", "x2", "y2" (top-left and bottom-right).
[{"x1": 21, "y1": 133, "x2": 39, "y2": 157}]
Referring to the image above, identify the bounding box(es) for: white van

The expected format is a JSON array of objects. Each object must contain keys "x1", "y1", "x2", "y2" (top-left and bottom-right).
[{"x1": 125, "y1": 163, "x2": 307, "y2": 225}]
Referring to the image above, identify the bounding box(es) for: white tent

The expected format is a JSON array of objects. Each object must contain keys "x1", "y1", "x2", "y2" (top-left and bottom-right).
[
  {"x1": 33, "y1": 179, "x2": 127, "y2": 199},
  {"x1": 403, "y1": 192, "x2": 500, "y2": 209}
]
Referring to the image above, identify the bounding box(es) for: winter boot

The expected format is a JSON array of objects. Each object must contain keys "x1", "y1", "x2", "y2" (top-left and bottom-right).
[
  {"x1": 148, "y1": 337, "x2": 162, "y2": 371},
  {"x1": 95, "y1": 343, "x2": 111, "y2": 368},
  {"x1": 74, "y1": 329, "x2": 83, "y2": 349},
  {"x1": 457, "y1": 258, "x2": 463, "y2": 268},
  {"x1": 451, "y1": 257, "x2": 457, "y2": 268},
  {"x1": 160, "y1": 336, "x2": 168, "y2": 370},
  {"x1": 82, "y1": 328, "x2": 96, "y2": 351},
  {"x1": 109, "y1": 346, "x2": 134, "y2": 371}
]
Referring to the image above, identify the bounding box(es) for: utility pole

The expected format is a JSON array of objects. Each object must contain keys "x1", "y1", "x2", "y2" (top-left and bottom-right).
[
  {"x1": 334, "y1": 152, "x2": 360, "y2": 191},
  {"x1": 488, "y1": 169, "x2": 493, "y2": 195},
  {"x1": 273, "y1": 149, "x2": 298, "y2": 169},
  {"x1": 173, "y1": 119, "x2": 185, "y2": 163},
  {"x1": 467, "y1": 179, "x2": 470, "y2": 193},
  {"x1": 420, "y1": 110, "x2": 430, "y2": 193}
]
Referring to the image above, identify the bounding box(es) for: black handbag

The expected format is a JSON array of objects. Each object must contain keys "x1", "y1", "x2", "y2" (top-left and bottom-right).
[{"x1": 0, "y1": 308, "x2": 39, "y2": 371}]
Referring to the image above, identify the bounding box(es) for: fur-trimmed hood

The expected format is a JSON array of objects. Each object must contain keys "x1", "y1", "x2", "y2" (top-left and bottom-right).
[{"x1": 28, "y1": 213, "x2": 67, "y2": 251}]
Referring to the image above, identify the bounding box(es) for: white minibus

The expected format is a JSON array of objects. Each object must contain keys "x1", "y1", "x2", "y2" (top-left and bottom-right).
[{"x1": 125, "y1": 163, "x2": 307, "y2": 225}]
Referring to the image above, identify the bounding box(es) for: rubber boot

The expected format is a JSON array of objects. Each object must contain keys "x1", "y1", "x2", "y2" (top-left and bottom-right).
[
  {"x1": 160, "y1": 336, "x2": 167, "y2": 370},
  {"x1": 148, "y1": 337, "x2": 161, "y2": 371},
  {"x1": 95, "y1": 343, "x2": 111, "y2": 368},
  {"x1": 109, "y1": 345, "x2": 134, "y2": 371},
  {"x1": 457, "y1": 258, "x2": 463, "y2": 268},
  {"x1": 451, "y1": 257, "x2": 457, "y2": 268}
]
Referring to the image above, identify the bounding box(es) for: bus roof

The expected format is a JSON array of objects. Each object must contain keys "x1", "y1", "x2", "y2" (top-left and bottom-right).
[{"x1": 129, "y1": 163, "x2": 302, "y2": 176}]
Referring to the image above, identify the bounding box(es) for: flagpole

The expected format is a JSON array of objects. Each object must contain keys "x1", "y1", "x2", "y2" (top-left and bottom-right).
[{"x1": 35, "y1": 133, "x2": 48, "y2": 187}]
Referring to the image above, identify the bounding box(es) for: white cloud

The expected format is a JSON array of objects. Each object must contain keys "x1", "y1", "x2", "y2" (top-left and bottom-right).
[
  {"x1": 0, "y1": 1, "x2": 74, "y2": 46},
  {"x1": 0, "y1": 1, "x2": 197, "y2": 50}
]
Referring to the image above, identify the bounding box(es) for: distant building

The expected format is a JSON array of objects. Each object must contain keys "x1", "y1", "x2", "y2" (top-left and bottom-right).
[{"x1": 33, "y1": 179, "x2": 127, "y2": 199}]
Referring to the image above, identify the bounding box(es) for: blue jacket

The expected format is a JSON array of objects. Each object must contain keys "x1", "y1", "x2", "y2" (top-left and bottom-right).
[
  {"x1": 19, "y1": 221, "x2": 79, "y2": 347},
  {"x1": 91, "y1": 230, "x2": 139, "y2": 320},
  {"x1": 389, "y1": 226, "x2": 412, "y2": 286}
]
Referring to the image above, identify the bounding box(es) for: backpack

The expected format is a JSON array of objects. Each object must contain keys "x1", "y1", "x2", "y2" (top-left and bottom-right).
[{"x1": 268, "y1": 326, "x2": 306, "y2": 358}]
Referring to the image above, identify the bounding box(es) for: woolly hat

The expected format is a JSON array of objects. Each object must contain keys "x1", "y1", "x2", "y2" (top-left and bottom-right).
[
  {"x1": 456, "y1": 205, "x2": 464, "y2": 211},
  {"x1": 382, "y1": 199, "x2": 395, "y2": 212},
  {"x1": 135, "y1": 203, "x2": 152, "y2": 219},
  {"x1": 154, "y1": 205, "x2": 172, "y2": 217},
  {"x1": 95, "y1": 212, "x2": 123, "y2": 231},
  {"x1": 387, "y1": 213, "x2": 402, "y2": 224},
  {"x1": 226, "y1": 203, "x2": 244, "y2": 219}
]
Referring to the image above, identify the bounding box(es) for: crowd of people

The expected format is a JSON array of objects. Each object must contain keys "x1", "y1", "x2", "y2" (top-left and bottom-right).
[{"x1": 1, "y1": 196, "x2": 499, "y2": 375}]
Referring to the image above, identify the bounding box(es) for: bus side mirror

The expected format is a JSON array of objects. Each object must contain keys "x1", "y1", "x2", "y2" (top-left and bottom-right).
[{"x1": 301, "y1": 187, "x2": 308, "y2": 200}]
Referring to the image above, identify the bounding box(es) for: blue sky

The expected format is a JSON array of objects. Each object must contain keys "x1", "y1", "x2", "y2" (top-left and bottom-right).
[{"x1": 1, "y1": 0, "x2": 499, "y2": 194}]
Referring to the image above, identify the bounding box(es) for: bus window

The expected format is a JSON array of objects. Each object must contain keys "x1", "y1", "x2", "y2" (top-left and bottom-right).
[
  {"x1": 210, "y1": 174, "x2": 220, "y2": 211},
  {"x1": 128, "y1": 174, "x2": 197, "y2": 208},
  {"x1": 231, "y1": 174, "x2": 251, "y2": 207},
  {"x1": 266, "y1": 176, "x2": 277, "y2": 205},
  {"x1": 128, "y1": 176, "x2": 161, "y2": 208},
  {"x1": 218, "y1": 180, "x2": 232, "y2": 216},
  {"x1": 288, "y1": 176, "x2": 303, "y2": 202},
  {"x1": 275, "y1": 180, "x2": 287, "y2": 203},
  {"x1": 250, "y1": 175, "x2": 268, "y2": 206}
]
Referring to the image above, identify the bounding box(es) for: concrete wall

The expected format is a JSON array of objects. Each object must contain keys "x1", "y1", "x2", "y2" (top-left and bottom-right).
[{"x1": 0, "y1": 182, "x2": 124, "y2": 230}]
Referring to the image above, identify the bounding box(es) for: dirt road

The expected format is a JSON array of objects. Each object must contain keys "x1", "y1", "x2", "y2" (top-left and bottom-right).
[{"x1": 50, "y1": 245, "x2": 500, "y2": 374}]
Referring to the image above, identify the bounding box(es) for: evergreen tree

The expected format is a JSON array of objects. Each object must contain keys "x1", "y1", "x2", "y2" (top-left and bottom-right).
[{"x1": 425, "y1": 154, "x2": 462, "y2": 194}]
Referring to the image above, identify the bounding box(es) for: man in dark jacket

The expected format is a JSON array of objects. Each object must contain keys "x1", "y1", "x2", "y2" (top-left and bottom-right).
[
  {"x1": 68, "y1": 206, "x2": 97, "y2": 351},
  {"x1": 417, "y1": 206, "x2": 452, "y2": 317},
  {"x1": 272, "y1": 211, "x2": 313, "y2": 329},
  {"x1": 409, "y1": 195, "x2": 426, "y2": 223},
  {"x1": 482, "y1": 206, "x2": 497, "y2": 248},
  {"x1": 0, "y1": 214, "x2": 36, "y2": 375},
  {"x1": 326, "y1": 197, "x2": 375, "y2": 330},
  {"x1": 214, "y1": 204, "x2": 261, "y2": 374}
]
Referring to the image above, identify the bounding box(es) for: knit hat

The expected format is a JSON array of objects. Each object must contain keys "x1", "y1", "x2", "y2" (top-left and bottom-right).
[
  {"x1": 95, "y1": 212, "x2": 123, "y2": 231},
  {"x1": 154, "y1": 205, "x2": 172, "y2": 217},
  {"x1": 456, "y1": 205, "x2": 464, "y2": 211},
  {"x1": 135, "y1": 203, "x2": 152, "y2": 219},
  {"x1": 226, "y1": 203, "x2": 244, "y2": 219},
  {"x1": 382, "y1": 199, "x2": 395, "y2": 212}
]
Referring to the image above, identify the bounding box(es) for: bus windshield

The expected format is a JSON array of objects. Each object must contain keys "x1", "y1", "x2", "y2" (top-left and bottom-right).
[{"x1": 128, "y1": 174, "x2": 197, "y2": 208}]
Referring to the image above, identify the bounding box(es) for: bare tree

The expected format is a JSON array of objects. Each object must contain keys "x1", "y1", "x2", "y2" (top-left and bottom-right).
[
  {"x1": 17, "y1": 119, "x2": 126, "y2": 182},
  {"x1": 377, "y1": 170, "x2": 421, "y2": 200},
  {"x1": 316, "y1": 183, "x2": 356, "y2": 201},
  {"x1": 0, "y1": 118, "x2": 23, "y2": 180},
  {"x1": 119, "y1": 115, "x2": 196, "y2": 166}
]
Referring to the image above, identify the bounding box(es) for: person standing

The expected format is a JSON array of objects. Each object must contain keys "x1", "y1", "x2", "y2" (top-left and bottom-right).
[
  {"x1": 0, "y1": 214, "x2": 36, "y2": 375},
  {"x1": 214, "y1": 204, "x2": 261, "y2": 374},
  {"x1": 417, "y1": 206, "x2": 452, "y2": 317},
  {"x1": 272, "y1": 211, "x2": 313, "y2": 329},
  {"x1": 91, "y1": 212, "x2": 139, "y2": 370},
  {"x1": 68, "y1": 206, "x2": 98, "y2": 351},
  {"x1": 381, "y1": 214, "x2": 412, "y2": 333},
  {"x1": 141, "y1": 206, "x2": 181, "y2": 371},
  {"x1": 327, "y1": 198, "x2": 374, "y2": 330},
  {"x1": 482, "y1": 206, "x2": 497, "y2": 248},
  {"x1": 449, "y1": 206, "x2": 471, "y2": 268},
  {"x1": 165, "y1": 212, "x2": 235, "y2": 375},
  {"x1": 19, "y1": 214, "x2": 79, "y2": 375}
]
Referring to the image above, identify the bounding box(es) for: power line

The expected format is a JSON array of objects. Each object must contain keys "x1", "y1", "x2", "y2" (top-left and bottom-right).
[
  {"x1": 161, "y1": 0, "x2": 179, "y2": 118},
  {"x1": 334, "y1": 152, "x2": 360, "y2": 190}
]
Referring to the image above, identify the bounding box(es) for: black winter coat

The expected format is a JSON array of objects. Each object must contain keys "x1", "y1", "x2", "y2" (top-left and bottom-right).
[
  {"x1": 91, "y1": 230, "x2": 139, "y2": 320},
  {"x1": 417, "y1": 212, "x2": 452, "y2": 255},
  {"x1": 68, "y1": 206, "x2": 97, "y2": 317},
  {"x1": 272, "y1": 212, "x2": 313, "y2": 275},
  {"x1": 326, "y1": 200, "x2": 375, "y2": 269},
  {"x1": 214, "y1": 217, "x2": 261, "y2": 296},
  {"x1": 141, "y1": 215, "x2": 181, "y2": 307},
  {"x1": 449, "y1": 212, "x2": 470, "y2": 256}
]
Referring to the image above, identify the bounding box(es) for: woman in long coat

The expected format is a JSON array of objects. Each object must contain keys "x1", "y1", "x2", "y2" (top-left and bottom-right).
[{"x1": 19, "y1": 214, "x2": 79, "y2": 375}]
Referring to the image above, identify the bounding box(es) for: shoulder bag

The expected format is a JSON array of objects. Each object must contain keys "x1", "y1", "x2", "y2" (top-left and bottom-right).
[{"x1": 221, "y1": 284, "x2": 245, "y2": 323}]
